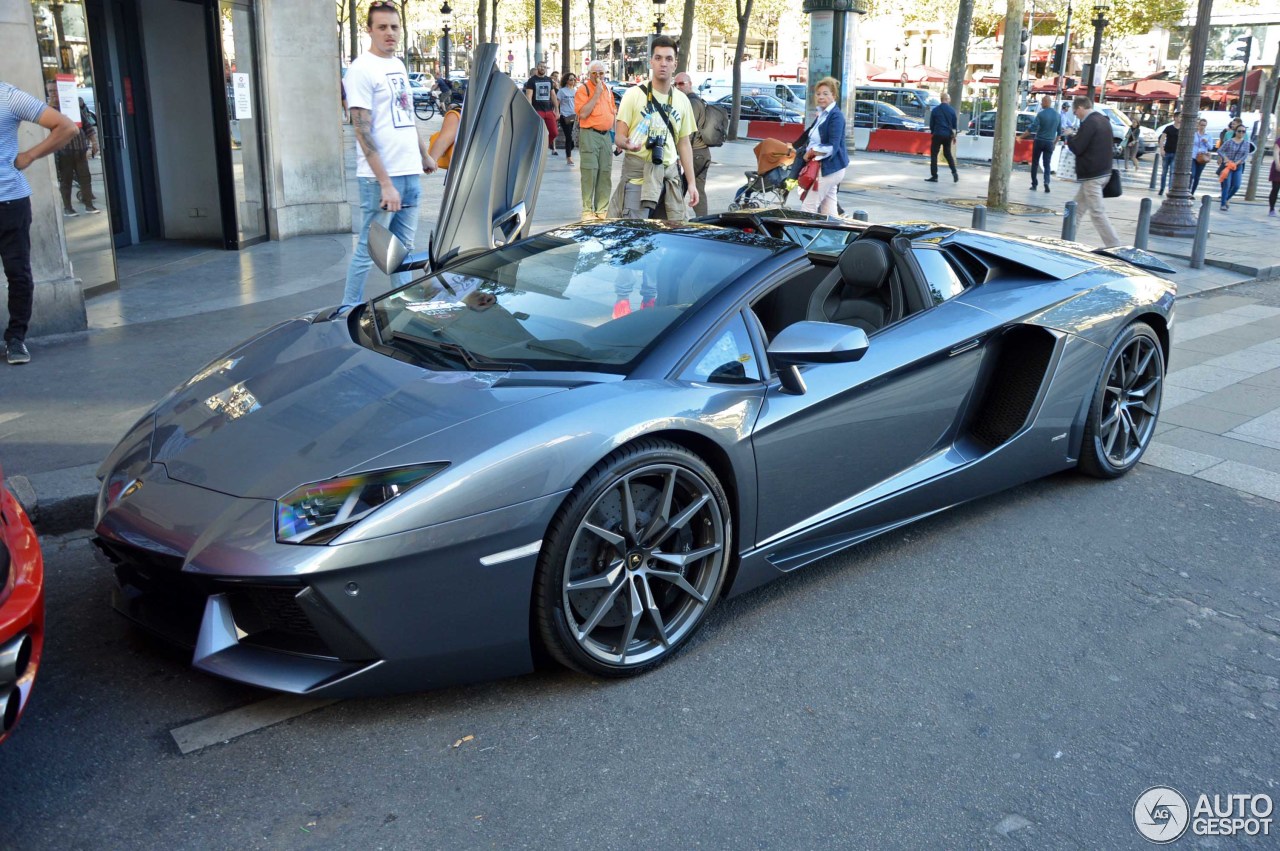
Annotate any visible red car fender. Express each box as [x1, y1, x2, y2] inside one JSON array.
[[0, 468, 45, 745]]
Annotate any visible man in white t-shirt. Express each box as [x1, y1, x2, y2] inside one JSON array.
[[342, 1, 437, 307]]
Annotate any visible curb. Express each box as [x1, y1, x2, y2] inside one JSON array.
[[15, 463, 100, 537]]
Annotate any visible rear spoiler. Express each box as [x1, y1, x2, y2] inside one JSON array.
[[1091, 246, 1177, 275]]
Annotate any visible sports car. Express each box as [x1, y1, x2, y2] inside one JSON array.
[[93, 47, 1176, 697], [1, 462, 45, 744]]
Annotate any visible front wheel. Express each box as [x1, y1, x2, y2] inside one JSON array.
[[534, 440, 732, 678], [414, 99, 435, 121], [1078, 321, 1164, 478]]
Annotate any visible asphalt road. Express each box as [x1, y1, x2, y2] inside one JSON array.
[[2, 463, 1276, 849]]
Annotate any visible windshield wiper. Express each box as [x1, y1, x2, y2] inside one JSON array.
[[389, 331, 529, 372]]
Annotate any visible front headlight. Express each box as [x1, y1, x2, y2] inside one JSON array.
[[275, 464, 448, 545]]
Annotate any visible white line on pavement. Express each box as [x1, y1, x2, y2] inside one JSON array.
[[170, 695, 341, 755]]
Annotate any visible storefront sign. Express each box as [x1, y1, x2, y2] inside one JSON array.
[[55, 74, 80, 125], [232, 73, 252, 119]]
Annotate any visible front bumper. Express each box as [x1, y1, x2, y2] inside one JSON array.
[[1, 479, 45, 744], [95, 464, 567, 697]]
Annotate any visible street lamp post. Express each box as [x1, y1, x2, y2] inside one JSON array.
[[1085, 0, 1108, 103], [441, 1, 452, 79], [652, 0, 666, 34]]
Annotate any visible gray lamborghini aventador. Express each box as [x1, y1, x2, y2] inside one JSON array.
[[93, 47, 1176, 697]]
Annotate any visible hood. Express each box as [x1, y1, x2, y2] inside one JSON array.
[[150, 317, 566, 499]]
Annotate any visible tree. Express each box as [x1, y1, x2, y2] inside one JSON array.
[[986, 0, 1025, 211], [562, 0, 571, 76], [677, 0, 695, 73], [729, 0, 753, 139], [478, 0, 488, 49]]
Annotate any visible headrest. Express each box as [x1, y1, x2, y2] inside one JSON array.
[[837, 239, 892, 296]]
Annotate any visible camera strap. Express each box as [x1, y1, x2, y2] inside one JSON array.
[[641, 84, 678, 142]]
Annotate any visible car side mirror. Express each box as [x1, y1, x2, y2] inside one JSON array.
[[369, 221, 408, 276], [767, 321, 870, 394]]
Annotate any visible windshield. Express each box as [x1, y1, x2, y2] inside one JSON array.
[[370, 228, 770, 373]]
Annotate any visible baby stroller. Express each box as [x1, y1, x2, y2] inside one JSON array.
[[729, 138, 797, 211]]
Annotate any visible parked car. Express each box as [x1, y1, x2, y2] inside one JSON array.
[[714, 93, 802, 123], [853, 100, 927, 131], [772, 83, 806, 106], [855, 85, 940, 121], [0, 462, 44, 745], [967, 109, 1038, 137], [93, 45, 1178, 698]]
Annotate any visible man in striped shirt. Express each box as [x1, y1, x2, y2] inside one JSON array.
[[2, 80, 76, 364]]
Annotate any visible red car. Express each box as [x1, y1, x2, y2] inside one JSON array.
[[1, 463, 44, 745]]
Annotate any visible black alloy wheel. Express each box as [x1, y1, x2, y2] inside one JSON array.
[[535, 440, 731, 677], [1079, 321, 1164, 478]]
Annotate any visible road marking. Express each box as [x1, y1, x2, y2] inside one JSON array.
[[170, 695, 340, 754], [0, 412, 22, 426]]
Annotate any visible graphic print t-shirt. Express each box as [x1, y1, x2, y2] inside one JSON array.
[[524, 75, 554, 112], [344, 52, 422, 178], [616, 85, 696, 169]]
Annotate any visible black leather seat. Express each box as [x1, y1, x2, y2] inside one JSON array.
[[805, 240, 894, 334]]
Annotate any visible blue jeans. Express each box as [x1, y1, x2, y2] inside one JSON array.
[[1031, 140, 1053, 187], [343, 174, 421, 306], [1159, 152, 1175, 193], [1190, 159, 1206, 193], [1220, 165, 1243, 206]]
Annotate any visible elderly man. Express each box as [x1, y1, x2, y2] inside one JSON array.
[[574, 60, 616, 219], [674, 72, 711, 216], [1065, 95, 1120, 247]]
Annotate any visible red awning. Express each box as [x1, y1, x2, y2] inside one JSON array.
[[1030, 48, 1051, 63], [868, 64, 949, 85]]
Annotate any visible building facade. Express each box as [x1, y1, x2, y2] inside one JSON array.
[[1, 0, 350, 339]]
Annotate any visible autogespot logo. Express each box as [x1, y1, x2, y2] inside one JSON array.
[[1134, 786, 1190, 844]]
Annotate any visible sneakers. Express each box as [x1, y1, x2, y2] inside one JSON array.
[[85, 204, 101, 214], [1044, 186, 1051, 193], [5, 340, 30, 365], [550, 149, 559, 156], [63, 208, 78, 217], [1220, 204, 1229, 211], [1030, 183, 1038, 190], [924, 176, 939, 183], [952, 173, 959, 183], [1270, 209, 1277, 217], [612, 299, 631, 319], [566, 158, 574, 165], [640, 297, 656, 310]]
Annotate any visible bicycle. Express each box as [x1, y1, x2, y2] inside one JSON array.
[[414, 92, 437, 122]]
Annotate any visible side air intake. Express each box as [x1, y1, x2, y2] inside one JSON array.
[[966, 326, 1058, 450]]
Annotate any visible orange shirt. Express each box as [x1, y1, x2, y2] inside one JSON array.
[[574, 82, 616, 132]]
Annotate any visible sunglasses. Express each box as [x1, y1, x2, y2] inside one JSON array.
[[369, 0, 397, 7]]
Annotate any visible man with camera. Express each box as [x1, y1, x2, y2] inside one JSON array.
[[609, 35, 699, 220]]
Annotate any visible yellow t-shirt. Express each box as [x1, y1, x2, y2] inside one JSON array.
[[616, 84, 696, 169]]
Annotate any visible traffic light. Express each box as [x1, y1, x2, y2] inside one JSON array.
[[1051, 42, 1066, 74], [1231, 35, 1253, 64], [1018, 28, 1030, 72]]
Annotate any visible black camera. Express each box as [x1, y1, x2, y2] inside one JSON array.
[[645, 135, 665, 165]]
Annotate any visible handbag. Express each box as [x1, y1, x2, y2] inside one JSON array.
[[1102, 167, 1122, 198], [1195, 151, 1211, 164], [797, 158, 821, 193]]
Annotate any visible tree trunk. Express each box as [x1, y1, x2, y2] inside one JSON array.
[[588, 0, 596, 61], [562, 0, 571, 76], [348, 0, 358, 62], [534, 0, 543, 65], [1150, 0, 1214, 236], [478, 0, 487, 50], [987, 0, 1025, 211], [727, 0, 753, 140], [947, 0, 974, 116], [491, 0, 499, 43], [677, 0, 695, 73]]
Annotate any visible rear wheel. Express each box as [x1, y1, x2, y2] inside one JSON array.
[[534, 440, 731, 677], [1078, 321, 1164, 478]]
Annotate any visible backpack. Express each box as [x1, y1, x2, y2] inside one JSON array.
[[699, 102, 730, 147]]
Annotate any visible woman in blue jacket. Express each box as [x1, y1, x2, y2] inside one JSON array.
[[800, 77, 850, 215]]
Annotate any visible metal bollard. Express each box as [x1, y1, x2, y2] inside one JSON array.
[[1190, 195, 1212, 269], [971, 204, 986, 230], [1149, 149, 1160, 190], [852, 209, 869, 221], [1061, 200, 1078, 241], [1134, 197, 1152, 249]]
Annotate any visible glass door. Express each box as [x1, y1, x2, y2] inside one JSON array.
[[30, 0, 118, 292], [216, 0, 268, 247]]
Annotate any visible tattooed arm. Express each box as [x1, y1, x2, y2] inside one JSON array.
[[350, 106, 401, 211]]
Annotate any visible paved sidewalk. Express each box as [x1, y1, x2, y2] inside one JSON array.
[[4, 120, 1279, 528]]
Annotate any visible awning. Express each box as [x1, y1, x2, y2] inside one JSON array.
[[867, 64, 949, 84]]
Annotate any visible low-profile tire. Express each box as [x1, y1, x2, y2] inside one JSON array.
[[534, 439, 732, 678], [1078, 320, 1164, 479]]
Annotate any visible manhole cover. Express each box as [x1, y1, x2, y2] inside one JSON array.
[[940, 197, 1056, 216]]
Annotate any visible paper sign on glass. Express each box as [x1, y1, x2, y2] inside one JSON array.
[[56, 74, 81, 125], [232, 73, 252, 119]]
